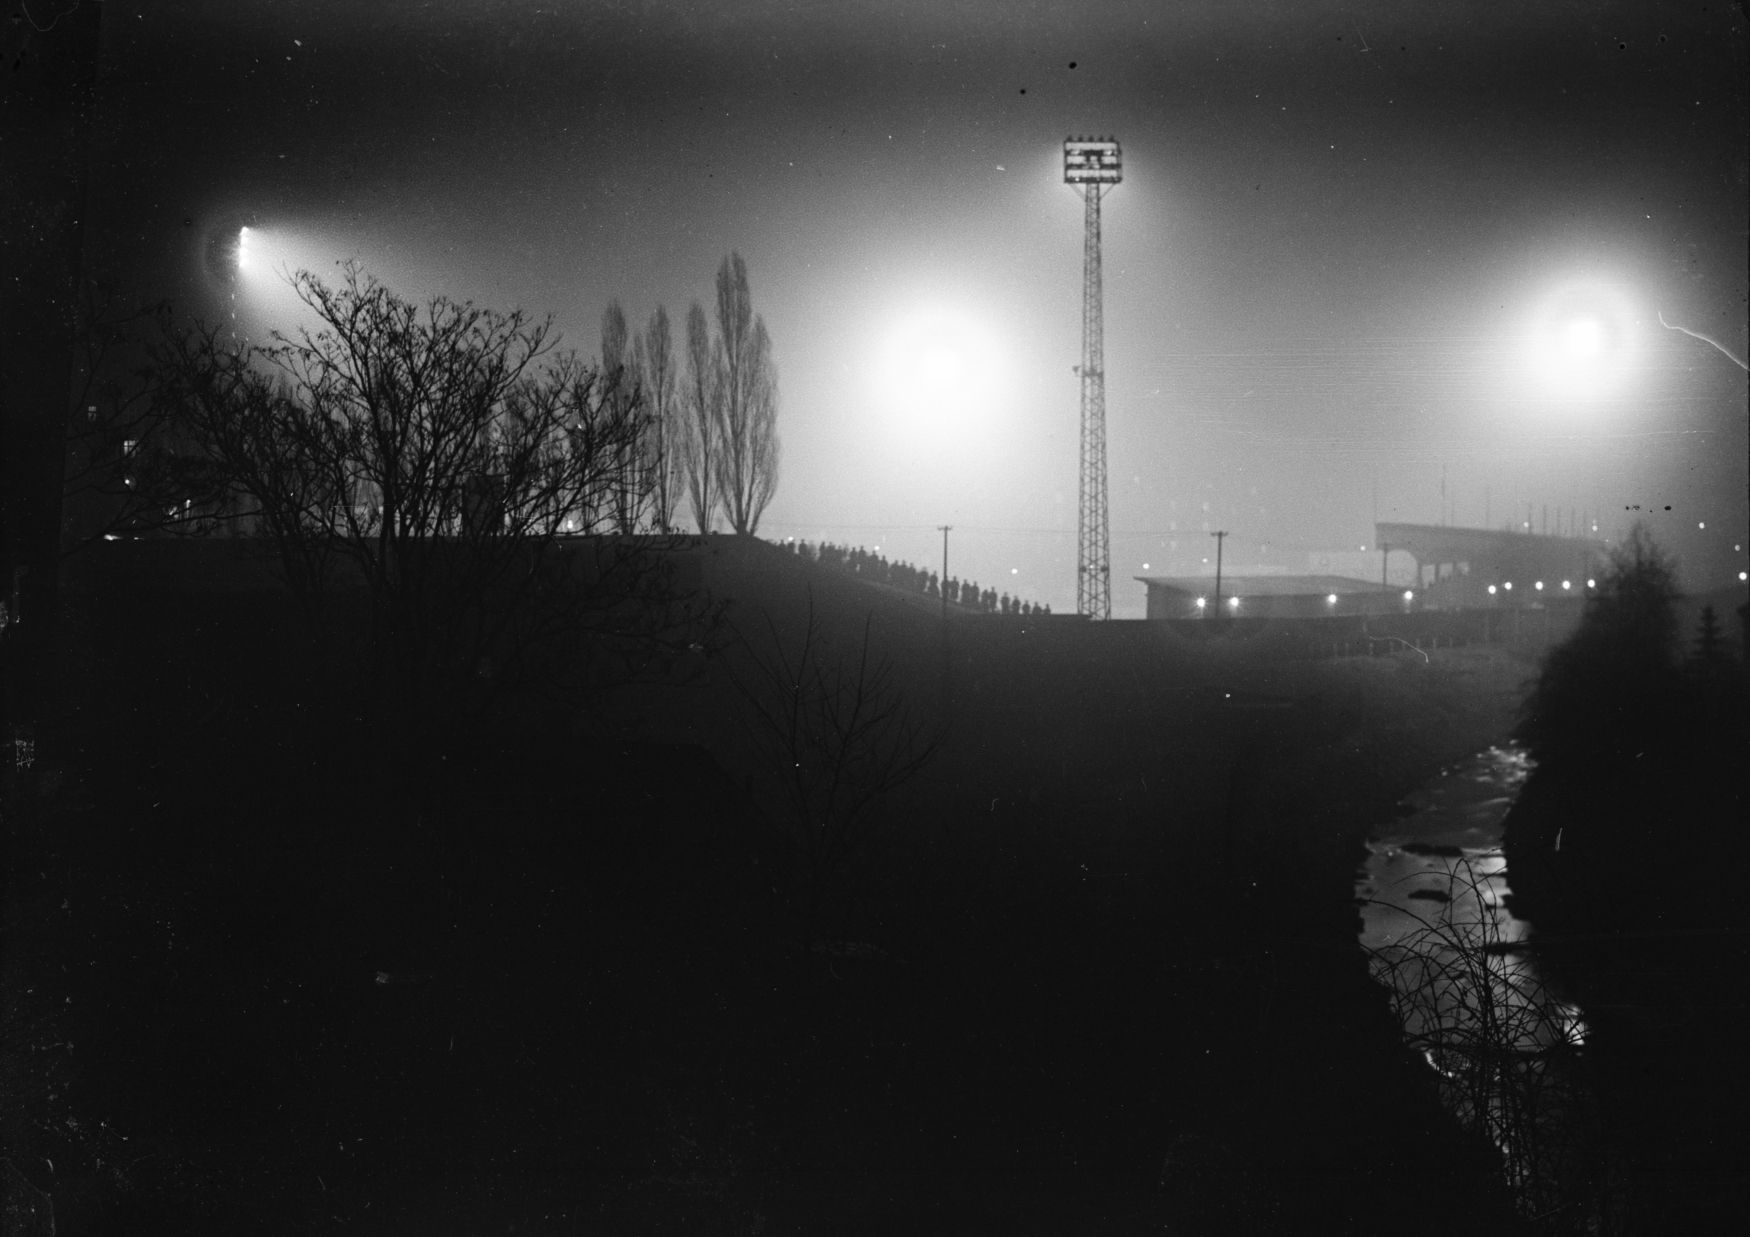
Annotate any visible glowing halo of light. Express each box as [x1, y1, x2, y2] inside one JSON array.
[[1521, 277, 1642, 403], [868, 300, 1010, 454]]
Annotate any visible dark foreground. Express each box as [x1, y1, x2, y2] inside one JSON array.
[[5, 546, 1540, 1234]]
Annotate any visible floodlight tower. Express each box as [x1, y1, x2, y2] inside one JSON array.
[[1064, 136, 1120, 619]]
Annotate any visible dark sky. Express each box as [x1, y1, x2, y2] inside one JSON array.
[[89, 0, 1749, 611]]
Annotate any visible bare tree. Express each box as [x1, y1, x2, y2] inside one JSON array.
[[729, 592, 938, 920], [600, 300, 628, 375], [681, 300, 719, 533], [710, 253, 780, 535], [153, 263, 701, 724], [639, 306, 681, 532], [599, 300, 643, 533]]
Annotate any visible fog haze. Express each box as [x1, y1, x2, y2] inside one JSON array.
[[92, 0, 1749, 612]]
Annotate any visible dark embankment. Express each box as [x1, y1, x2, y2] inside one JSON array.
[[1502, 582, 1750, 1232], [9, 535, 1539, 1233]]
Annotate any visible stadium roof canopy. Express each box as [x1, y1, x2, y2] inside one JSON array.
[[1374, 522, 1606, 566], [1135, 574, 1395, 597]]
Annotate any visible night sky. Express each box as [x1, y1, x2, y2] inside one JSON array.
[[89, 0, 1748, 614]]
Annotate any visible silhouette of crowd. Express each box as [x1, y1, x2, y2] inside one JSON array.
[[782, 539, 1050, 617]]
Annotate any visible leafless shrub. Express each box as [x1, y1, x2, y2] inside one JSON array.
[[728, 592, 938, 922], [1363, 856, 1617, 1232]]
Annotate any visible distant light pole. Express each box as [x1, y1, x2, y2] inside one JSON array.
[[938, 524, 952, 621], [1211, 530, 1227, 619]]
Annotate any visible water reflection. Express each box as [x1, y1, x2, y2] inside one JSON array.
[[1357, 745, 1595, 1225]]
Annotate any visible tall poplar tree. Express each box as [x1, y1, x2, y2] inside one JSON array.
[[710, 252, 780, 535]]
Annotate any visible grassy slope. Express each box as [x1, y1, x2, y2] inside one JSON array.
[[14, 536, 1540, 1234]]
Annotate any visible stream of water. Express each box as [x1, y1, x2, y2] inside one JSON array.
[[1356, 744, 1595, 1223]]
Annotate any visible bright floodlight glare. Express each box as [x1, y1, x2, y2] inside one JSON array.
[[1403, 590, 1414, 602], [1326, 593, 1338, 604], [871, 302, 1007, 445], [237, 226, 253, 272], [1523, 279, 1640, 402], [919, 340, 964, 389], [1559, 317, 1605, 360]]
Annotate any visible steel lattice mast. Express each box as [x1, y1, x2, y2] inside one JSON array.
[[1064, 136, 1121, 619]]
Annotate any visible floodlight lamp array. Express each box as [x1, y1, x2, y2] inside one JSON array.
[[1064, 136, 1122, 184]]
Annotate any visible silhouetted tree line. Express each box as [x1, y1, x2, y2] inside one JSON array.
[[782, 539, 1050, 615], [1516, 522, 1745, 779], [133, 263, 710, 732], [599, 251, 780, 536], [1505, 521, 1749, 1233]]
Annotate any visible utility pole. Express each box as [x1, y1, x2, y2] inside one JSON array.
[[1211, 530, 1227, 618], [1064, 136, 1121, 620], [937, 524, 951, 621]]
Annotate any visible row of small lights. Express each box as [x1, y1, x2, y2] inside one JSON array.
[[1193, 589, 1419, 612], [1189, 579, 1616, 612], [1487, 579, 1596, 596]]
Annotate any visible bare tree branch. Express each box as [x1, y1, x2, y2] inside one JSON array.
[[146, 263, 712, 729], [727, 590, 938, 916]]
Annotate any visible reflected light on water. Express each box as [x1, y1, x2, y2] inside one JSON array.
[[1358, 744, 1592, 1220]]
